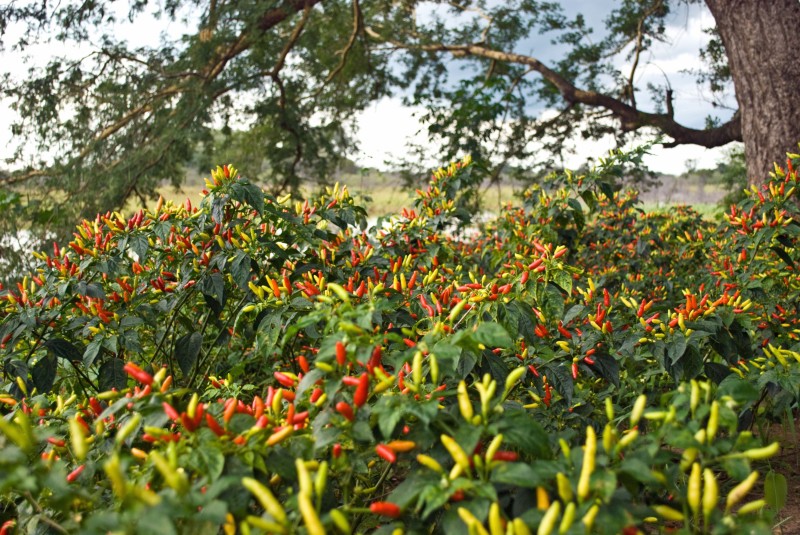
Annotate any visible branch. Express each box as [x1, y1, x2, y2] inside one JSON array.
[[2, 0, 326, 190], [308, 0, 362, 99], [365, 28, 742, 149], [626, 0, 665, 110], [268, 4, 314, 187]]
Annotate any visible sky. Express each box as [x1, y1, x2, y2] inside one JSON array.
[[354, 1, 738, 174], [0, 1, 738, 177]]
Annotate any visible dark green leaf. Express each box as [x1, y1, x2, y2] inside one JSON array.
[[31, 355, 57, 394], [45, 338, 83, 363], [174, 332, 202, 376], [98, 359, 127, 392]]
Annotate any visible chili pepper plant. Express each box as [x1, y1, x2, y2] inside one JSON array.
[[1, 146, 799, 534]]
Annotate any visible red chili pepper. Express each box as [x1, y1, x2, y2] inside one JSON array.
[[335, 341, 347, 366], [66, 465, 85, 483], [520, 271, 529, 285], [528, 258, 543, 270], [492, 451, 519, 462], [181, 413, 198, 432], [370, 501, 401, 518], [572, 362, 579, 380], [274, 372, 295, 388], [336, 401, 355, 422], [47, 437, 66, 447], [368, 345, 383, 370], [375, 444, 397, 463], [283, 275, 292, 295], [353, 373, 369, 408], [206, 413, 226, 436], [88, 397, 103, 416], [557, 322, 572, 339], [162, 402, 180, 421], [356, 280, 367, 298], [603, 288, 610, 308], [223, 399, 237, 424], [123, 362, 153, 385], [297, 355, 310, 374], [310, 388, 323, 403], [333, 443, 342, 458], [0, 519, 16, 535], [342, 376, 361, 387], [292, 411, 309, 425], [583, 356, 595, 366]]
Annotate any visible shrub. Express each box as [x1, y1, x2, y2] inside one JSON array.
[[1, 148, 799, 534]]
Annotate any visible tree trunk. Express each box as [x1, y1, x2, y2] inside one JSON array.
[[705, 0, 800, 183]]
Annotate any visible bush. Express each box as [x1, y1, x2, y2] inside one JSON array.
[[1, 148, 799, 534]]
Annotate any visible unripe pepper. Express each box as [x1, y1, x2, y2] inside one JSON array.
[[441, 434, 471, 475], [538, 501, 561, 535], [688, 462, 701, 519], [702, 468, 718, 522], [726, 471, 759, 511], [556, 473, 573, 502], [242, 477, 286, 524], [706, 400, 719, 440], [577, 426, 596, 501], [298, 493, 325, 535], [457, 380, 473, 421], [69, 415, 89, 461]]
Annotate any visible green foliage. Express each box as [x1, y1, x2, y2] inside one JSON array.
[[1, 147, 799, 533], [1, 0, 746, 249]]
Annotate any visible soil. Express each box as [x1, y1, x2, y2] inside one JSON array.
[[768, 420, 800, 534]]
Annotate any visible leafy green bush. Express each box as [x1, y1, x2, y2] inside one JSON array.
[[1, 148, 799, 534]]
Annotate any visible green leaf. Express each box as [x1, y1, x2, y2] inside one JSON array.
[[704, 362, 731, 384], [491, 462, 559, 488], [83, 337, 103, 367], [175, 332, 203, 376], [230, 250, 252, 290], [586, 353, 620, 388], [31, 355, 57, 394], [716, 375, 760, 404], [668, 332, 688, 364], [474, 323, 513, 348], [128, 234, 149, 262], [552, 270, 573, 296], [770, 245, 794, 269], [45, 338, 83, 363], [497, 408, 551, 458], [231, 180, 264, 214], [195, 442, 226, 481], [98, 358, 127, 392], [546, 363, 574, 405], [765, 471, 787, 510], [542, 283, 565, 320]]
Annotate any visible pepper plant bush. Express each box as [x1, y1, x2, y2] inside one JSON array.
[[1, 146, 799, 534]]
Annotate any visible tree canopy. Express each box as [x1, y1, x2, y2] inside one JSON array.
[[1, 1, 798, 237]]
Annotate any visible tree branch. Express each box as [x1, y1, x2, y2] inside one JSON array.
[[308, 0, 362, 99], [365, 28, 742, 149], [2, 0, 325, 190]]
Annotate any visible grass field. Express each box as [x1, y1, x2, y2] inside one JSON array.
[[133, 169, 729, 222]]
